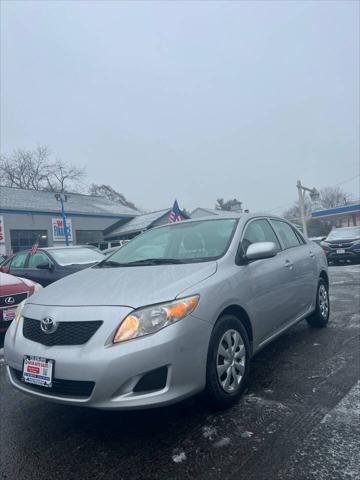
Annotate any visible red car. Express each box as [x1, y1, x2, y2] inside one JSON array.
[[0, 272, 42, 333]]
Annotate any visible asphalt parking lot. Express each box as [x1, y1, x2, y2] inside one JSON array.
[[0, 265, 359, 480]]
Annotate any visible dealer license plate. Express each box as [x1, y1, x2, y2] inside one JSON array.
[[336, 249, 346, 254], [23, 355, 54, 388], [3, 308, 16, 322]]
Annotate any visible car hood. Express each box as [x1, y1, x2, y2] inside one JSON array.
[[28, 262, 217, 307], [327, 238, 359, 244]]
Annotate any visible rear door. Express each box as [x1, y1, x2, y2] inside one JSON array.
[[270, 219, 318, 318], [240, 218, 296, 342], [8, 251, 29, 279]]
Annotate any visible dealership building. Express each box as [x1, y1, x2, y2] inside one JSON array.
[[311, 202, 360, 228], [0, 186, 138, 254]]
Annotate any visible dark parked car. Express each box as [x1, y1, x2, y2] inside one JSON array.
[[320, 226, 360, 264], [0, 247, 105, 286]]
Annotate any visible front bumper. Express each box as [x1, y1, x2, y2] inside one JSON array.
[[4, 303, 211, 409], [326, 250, 360, 262]]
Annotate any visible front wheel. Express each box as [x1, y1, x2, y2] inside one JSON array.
[[306, 279, 330, 328], [205, 314, 250, 409]]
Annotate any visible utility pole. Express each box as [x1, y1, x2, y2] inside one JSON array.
[[55, 193, 70, 246], [296, 180, 320, 238]]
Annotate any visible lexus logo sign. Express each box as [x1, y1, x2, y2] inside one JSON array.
[[4, 297, 15, 305]]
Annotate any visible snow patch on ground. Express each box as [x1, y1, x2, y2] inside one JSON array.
[[172, 450, 187, 463], [278, 381, 360, 480], [244, 394, 291, 412], [240, 431, 254, 439], [213, 437, 231, 448], [202, 425, 217, 439], [329, 313, 360, 329]]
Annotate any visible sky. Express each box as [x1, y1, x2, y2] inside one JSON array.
[[1, 0, 359, 213]]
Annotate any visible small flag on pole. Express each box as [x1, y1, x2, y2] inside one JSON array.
[[30, 242, 38, 255], [169, 200, 184, 223]]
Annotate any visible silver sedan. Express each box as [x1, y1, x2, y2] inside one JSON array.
[[4, 214, 329, 410]]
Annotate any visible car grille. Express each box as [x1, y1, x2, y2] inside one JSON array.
[[22, 317, 103, 346], [11, 368, 95, 398], [328, 242, 353, 249], [0, 291, 28, 308]]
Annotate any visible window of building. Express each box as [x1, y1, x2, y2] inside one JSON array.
[[10, 230, 48, 253], [271, 220, 301, 249], [76, 230, 103, 245]]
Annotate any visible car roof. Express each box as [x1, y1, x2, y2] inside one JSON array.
[[152, 212, 286, 226]]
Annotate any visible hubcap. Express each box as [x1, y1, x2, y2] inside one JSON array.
[[216, 329, 246, 393], [319, 284, 329, 319]]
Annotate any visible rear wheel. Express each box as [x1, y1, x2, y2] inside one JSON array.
[[307, 279, 330, 328], [205, 314, 250, 409]]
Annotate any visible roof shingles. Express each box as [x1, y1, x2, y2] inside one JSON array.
[[105, 209, 170, 237], [0, 186, 137, 217]]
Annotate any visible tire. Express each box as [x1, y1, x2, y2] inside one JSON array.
[[205, 314, 250, 410], [306, 278, 330, 328]]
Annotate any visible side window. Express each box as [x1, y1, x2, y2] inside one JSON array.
[[242, 219, 281, 253], [10, 252, 28, 268], [28, 252, 50, 268], [271, 220, 301, 249]]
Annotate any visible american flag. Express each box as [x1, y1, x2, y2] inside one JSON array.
[[30, 242, 38, 255], [169, 200, 184, 223]]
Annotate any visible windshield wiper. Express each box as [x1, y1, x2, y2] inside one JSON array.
[[96, 260, 124, 268], [120, 258, 185, 266], [96, 258, 185, 268]]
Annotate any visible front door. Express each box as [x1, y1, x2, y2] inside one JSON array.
[[240, 218, 297, 343], [25, 251, 54, 286]]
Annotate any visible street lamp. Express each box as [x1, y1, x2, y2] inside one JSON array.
[[55, 193, 70, 246], [296, 180, 320, 238]]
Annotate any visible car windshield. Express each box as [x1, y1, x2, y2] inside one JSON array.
[[326, 227, 360, 240], [98, 218, 238, 266], [50, 247, 105, 266]]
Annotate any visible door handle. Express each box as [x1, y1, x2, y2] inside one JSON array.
[[309, 251, 315, 259], [284, 259, 294, 270]]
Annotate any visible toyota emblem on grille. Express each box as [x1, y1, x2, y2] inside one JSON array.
[[40, 317, 58, 334], [4, 297, 15, 305]]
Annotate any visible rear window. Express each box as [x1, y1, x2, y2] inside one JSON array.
[[50, 248, 104, 266], [271, 220, 301, 249]]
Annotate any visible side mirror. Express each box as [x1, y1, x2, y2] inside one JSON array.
[[246, 242, 278, 261], [37, 261, 52, 270]]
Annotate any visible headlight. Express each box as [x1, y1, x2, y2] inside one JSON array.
[[33, 283, 43, 293], [113, 295, 200, 344], [15, 300, 26, 324]]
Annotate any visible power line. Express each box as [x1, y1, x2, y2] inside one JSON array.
[[333, 173, 360, 188]]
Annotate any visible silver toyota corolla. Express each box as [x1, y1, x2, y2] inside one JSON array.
[[4, 214, 329, 410]]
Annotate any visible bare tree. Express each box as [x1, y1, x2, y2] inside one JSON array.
[[215, 198, 243, 211], [45, 160, 86, 193], [319, 186, 353, 209], [283, 198, 313, 223], [0, 146, 86, 193], [283, 185, 353, 223], [89, 184, 138, 210]]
